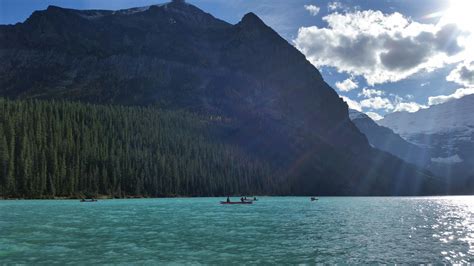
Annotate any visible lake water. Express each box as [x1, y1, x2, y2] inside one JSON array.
[[1, 197, 473, 264]]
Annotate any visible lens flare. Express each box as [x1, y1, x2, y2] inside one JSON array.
[[440, 0, 474, 30]]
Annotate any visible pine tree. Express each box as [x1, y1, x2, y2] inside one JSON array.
[[0, 98, 276, 198], [0, 127, 9, 196]]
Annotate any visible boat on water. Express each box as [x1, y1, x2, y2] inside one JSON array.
[[220, 201, 252, 205], [221, 196, 255, 204], [80, 198, 97, 202], [310, 197, 318, 201]]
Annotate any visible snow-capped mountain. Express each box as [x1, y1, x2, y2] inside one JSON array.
[[379, 95, 474, 139], [379, 94, 474, 192]]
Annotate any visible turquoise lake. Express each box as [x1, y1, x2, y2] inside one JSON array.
[[1, 197, 473, 264]]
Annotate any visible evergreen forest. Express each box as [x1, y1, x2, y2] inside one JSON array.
[[0, 98, 276, 198]]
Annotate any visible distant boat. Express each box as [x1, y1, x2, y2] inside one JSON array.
[[80, 198, 97, 202], [310, 197, 318, 201], [220, 201, 252, 205]]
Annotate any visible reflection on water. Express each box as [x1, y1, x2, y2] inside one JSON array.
[[427, 197, 474, 262], [0, 197, 473, 264]]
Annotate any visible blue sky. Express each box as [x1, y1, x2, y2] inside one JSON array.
[[1, 0, 473, 120]]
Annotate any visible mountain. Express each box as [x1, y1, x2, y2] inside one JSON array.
[[0, 0, 444, 196], [0, 1, 361, 151], [379, 95, 474, 193], [349, 109, 430, 167]]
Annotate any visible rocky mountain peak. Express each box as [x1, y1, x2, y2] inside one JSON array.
[[241, 12, 263, 25], [238, 12, 272, 33]]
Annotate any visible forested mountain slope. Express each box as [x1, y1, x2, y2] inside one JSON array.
[[0, 99, 443, 198], [0, 98, 276, 198]]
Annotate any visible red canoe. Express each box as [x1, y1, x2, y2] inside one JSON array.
[[220, 201, 253, 205]]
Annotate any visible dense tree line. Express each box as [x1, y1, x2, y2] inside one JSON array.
[[0, 98, 276, 198]]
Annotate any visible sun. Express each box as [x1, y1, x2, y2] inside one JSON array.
[[441, 0, 474, 30]]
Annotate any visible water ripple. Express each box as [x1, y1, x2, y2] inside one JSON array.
[[0, 197, 473, 264]]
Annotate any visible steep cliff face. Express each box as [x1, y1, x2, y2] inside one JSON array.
[[0, 1, 443, 195]]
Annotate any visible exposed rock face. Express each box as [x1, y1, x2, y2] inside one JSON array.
[[0, 1, 443, 195]]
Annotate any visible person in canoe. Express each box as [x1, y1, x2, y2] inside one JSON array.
[[226, 196, 230, 203], [240, 196, 244, 202]]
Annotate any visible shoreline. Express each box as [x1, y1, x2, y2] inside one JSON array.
[[0, 194, 267, 200], [1, 194, 472, 200]]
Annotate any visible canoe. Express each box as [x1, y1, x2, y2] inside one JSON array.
[[220, 201, 252, 205]]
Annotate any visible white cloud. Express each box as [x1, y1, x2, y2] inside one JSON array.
[[335, 78, 358, 92], [431, 154, 463, 164], [447, 61, 474, 87], [358, 88, 384, 98], [343, 92, 425, 116], [341, 96, 362, 111], [390, 95, 427, 112], [360, 96, 394, 111], [328, 1, 343, 12], [294, 10, 467, 85], [428, 87, 474, 105], [365, 111, 383, 121], [393, 101, 426, 112], [304, 4, 320, 16]]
